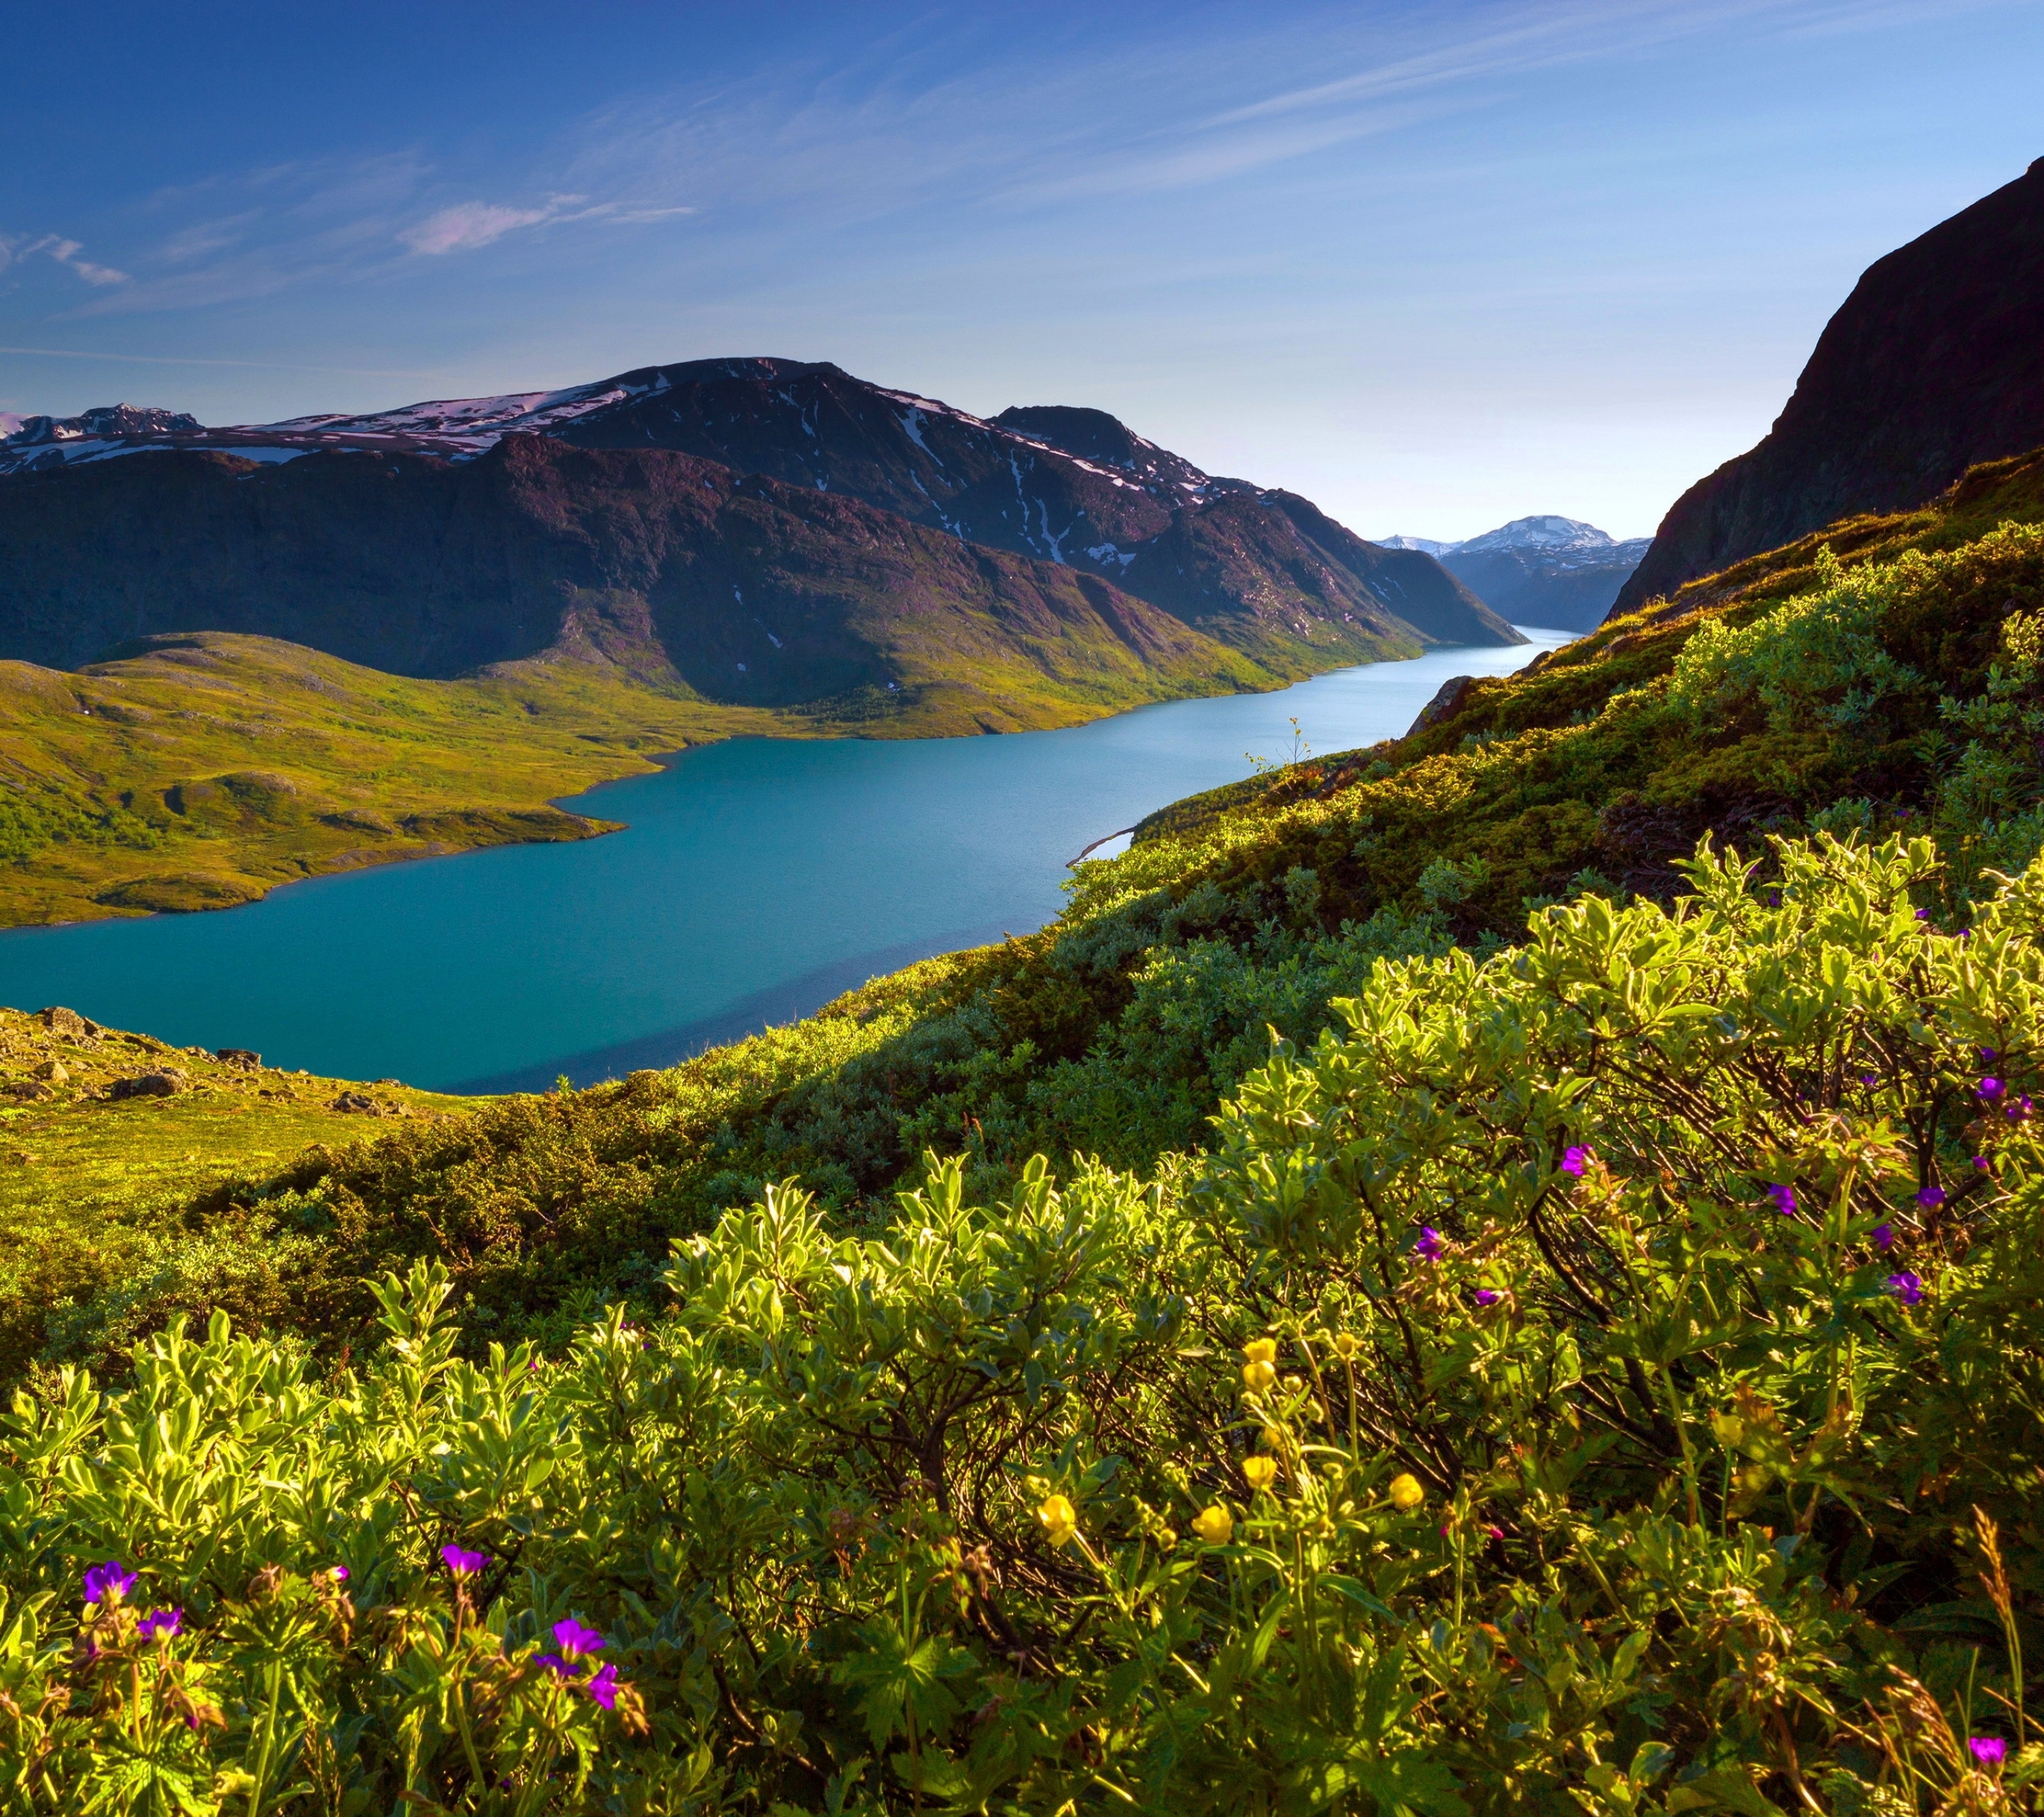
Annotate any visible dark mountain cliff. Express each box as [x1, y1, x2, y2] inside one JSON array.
[[1615, 158, 2044, 615], [0, 437, 1270, 718]]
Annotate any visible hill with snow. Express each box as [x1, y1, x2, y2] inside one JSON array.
[[1380, 516, 1650, 632]]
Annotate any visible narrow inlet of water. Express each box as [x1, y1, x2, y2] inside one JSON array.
[[0, 630, 1571, 1089]]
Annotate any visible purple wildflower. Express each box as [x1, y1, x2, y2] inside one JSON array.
[[2009, 1094, 2034, 1121], [1768, 1184, 1797, 1217], [440, 1544, 490, 1578], [1982, 1047, 1998, 1063], [1474, 1289, 1502, 1307], [587, 1663, 621, 1709], [1886, 1270, 1924, 1307], [1978, 1076, 2004, 1101], [1413, 1227, 1446, 1260], [82, 1561, 136, 1608], [1916, 1186, 1946, 1209], [330, 1566, 349, 1582], [551, 1617, 606, 1661], [1970, 1737, 2007, 1768], [1561, 1146, 1589, 1176], [1915, 907, 1930, 921], [136, 1608, 182, 1642], [534, 1652, 570, 1677], [1769, 892, 1781, 907], [1871, 1223, 1894, 1251], [1861, 1073, 1879, 1086], [1974, 1154, 1991, 1171]]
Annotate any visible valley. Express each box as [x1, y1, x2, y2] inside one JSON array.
[[5, 64, 2044, 1804]]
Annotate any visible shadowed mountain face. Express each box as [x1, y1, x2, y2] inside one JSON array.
[[1615, 158, 2044, 615], [548, 359, 1521, 659], [0, 358, 1520, 697], [0, 437, 1285, 719]]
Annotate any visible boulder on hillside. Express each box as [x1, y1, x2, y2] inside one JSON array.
[[108, 1070, 187, 1099]]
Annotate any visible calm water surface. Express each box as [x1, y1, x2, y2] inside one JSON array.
[[0, 630, 1570, 1089]]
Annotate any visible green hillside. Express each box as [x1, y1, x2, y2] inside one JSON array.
[[0, 605, 1270, 928], [6, 451, 2044, 1809]]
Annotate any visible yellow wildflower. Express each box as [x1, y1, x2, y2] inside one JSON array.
[[1333, 1333, 1360, 1360], [1710, 1410, 1744, 1448], [1190, 1504, 1234, 1546], [1388, 1473, 1425, 1512], [1036, 1493, 1078, 1548], [1260, 1424, 1287, 1451], [1243, 1337, 1278, 1366], [1243, 1456, 1278, 1492], [1241, 1359, 1278, 1393]]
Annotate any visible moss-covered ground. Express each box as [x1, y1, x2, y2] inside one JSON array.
[[0, 1004, 488, 1376]]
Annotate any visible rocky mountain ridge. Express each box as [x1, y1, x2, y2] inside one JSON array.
[[0, 358, 1520, 693]]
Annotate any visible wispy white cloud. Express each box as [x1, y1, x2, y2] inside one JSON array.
[[0, 231, 131, 286], [401, 196, 581, 255], [397, 194, 694, 255]]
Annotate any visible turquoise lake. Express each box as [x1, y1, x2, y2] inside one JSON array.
[[0, 630, 1569, 1090]]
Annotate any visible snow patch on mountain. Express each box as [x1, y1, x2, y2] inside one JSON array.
[[1380, 517, 1649, 569]]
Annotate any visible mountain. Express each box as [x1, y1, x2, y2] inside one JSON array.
[[1380, 516, 1649, 631], [1614, 157, 2044, 615], [0, 437, 1283, 723], [0, 359, 1520, 694]]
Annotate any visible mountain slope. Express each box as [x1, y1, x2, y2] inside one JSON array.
[[1, 358, 1522, 683], [1615, 157, 2044, 614], [0, 435, 1275, 719], [541, 358, 1523, 662]]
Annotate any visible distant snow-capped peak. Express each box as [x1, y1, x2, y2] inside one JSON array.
[[1380, 516, 1649, 557]]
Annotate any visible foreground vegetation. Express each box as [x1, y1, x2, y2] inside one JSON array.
[[7, 833, 2044, 1811], [5, 451, 2044, 1807]]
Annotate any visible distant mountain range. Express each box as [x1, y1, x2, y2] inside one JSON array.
[[1616, 156, 2044, 615], [1380, 517, 1650, 632], [0, 360, 1520, 711]]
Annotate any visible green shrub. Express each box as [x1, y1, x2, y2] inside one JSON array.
[[7, 833, 2043, 1811]]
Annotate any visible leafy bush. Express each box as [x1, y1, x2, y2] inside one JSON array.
[[7, 833, 2043, 1811]]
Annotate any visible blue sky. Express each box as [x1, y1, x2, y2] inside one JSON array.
[[4, 1, 2038, 540]]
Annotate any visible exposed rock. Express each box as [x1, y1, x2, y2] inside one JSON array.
[[31, 1059, 66, 1083], [108, 1070, 188, 1099], [1407, 676, 1477, 737], [1615, 159, 2044, 615], [4, 1080, 52, 1102], [37, 1006, 98, 1041], [329, 1090, 380, 1113], [215, 1048, 261, 1069]]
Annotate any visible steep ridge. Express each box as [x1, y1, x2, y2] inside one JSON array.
[[0, 437, 1268, 715], [1384, 517, 1649, 631], [0, 358, 1521, 684], [1615, 157, 2044, 614]]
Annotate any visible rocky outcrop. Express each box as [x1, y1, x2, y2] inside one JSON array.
[[1615, 159, 2044, 615]]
